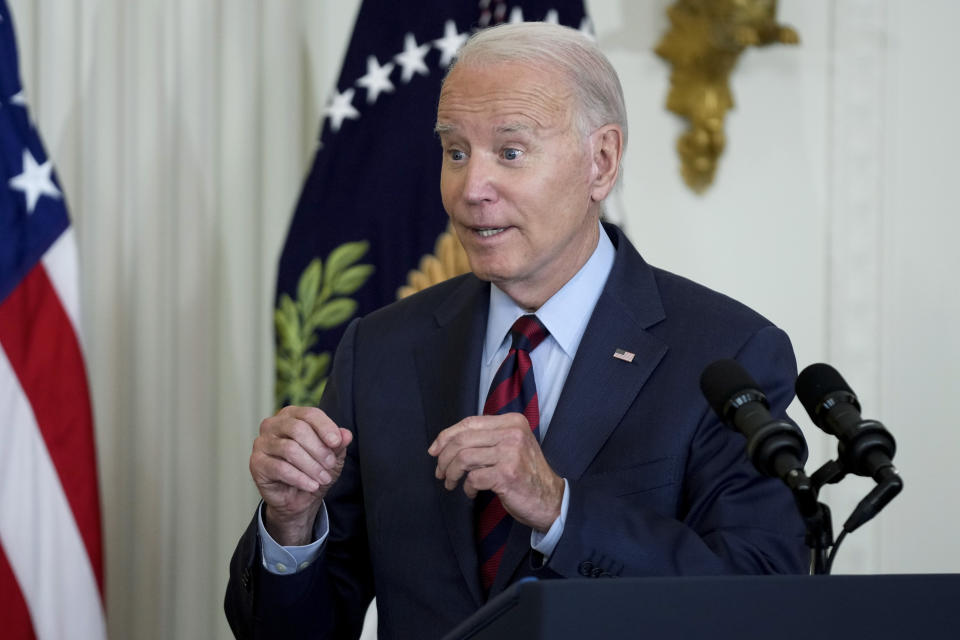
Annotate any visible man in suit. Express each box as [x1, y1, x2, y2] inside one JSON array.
[[225, 21, 807, 639]]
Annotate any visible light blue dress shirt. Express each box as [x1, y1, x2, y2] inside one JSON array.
[[259, 222, 615, 575]]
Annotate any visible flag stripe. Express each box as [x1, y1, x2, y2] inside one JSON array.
[[0, 543, 37, 640], [40, 228, 83, 339], [0, 341, 106, 640], [0, 263, 103, 592]]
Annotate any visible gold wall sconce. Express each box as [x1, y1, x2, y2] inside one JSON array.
[[655, 0, 799, 193]]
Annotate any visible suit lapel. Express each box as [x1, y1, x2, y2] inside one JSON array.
[[540, 299, 667, 479], [491, 225, 669, 593], [414, 275, 489, 607]]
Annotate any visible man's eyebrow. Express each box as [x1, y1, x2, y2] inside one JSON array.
[[434, 122, 536, 136], [496, 122, 534, 134]]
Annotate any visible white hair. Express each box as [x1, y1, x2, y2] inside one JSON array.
[[447, 21, 628, 152]]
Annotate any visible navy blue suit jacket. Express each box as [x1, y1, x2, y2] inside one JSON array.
[[225, 224, 807, 639]]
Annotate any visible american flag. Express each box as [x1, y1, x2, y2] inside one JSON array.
[[0, 2, 106, 638]]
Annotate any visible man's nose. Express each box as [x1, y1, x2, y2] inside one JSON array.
[[462, 155, 497, 204]]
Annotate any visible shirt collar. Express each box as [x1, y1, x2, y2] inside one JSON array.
[[484, 221, 616, 364]]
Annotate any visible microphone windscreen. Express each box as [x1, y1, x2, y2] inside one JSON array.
[[699, 359, 761, 416], [795, 363, 853, 418]]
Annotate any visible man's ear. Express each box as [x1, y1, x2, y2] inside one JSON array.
[[589, 124, 624, 203]]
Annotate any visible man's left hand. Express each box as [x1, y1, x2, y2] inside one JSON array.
[[428, 413, 564, 532]]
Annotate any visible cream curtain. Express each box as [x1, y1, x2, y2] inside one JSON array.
[[8, 1, 361, 637]]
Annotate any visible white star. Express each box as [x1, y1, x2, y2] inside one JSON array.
[[8, 148, 61, 214], [323, 88, 360, 133], [509, 7, 525, 24], [356, 55, 395, 105], [579, 17, 596, 40], [10, 90, 27, 106], [394, 33, 430, 83], [544, 10, 559, 24], [433, 20, 467, 68]]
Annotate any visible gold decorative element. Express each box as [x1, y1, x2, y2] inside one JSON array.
[[655, 0, 799, 193], [397, 223, 472, 299]]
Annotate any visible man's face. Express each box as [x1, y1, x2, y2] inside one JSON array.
[[436, 61, 601, 310]]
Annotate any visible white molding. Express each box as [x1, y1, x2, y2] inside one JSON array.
[[824, 0, 888, 573]]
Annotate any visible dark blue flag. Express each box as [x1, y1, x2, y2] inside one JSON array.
[[274, 0, 590, 409]]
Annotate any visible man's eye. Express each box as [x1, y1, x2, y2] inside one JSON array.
[[448, 149, 466, 162], [501, 148, 523, 161]]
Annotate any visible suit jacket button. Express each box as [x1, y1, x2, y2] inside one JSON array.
[[578, 561, 594, 577]]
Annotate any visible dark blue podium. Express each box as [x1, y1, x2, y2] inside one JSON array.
[[443, 574, 960, 639]]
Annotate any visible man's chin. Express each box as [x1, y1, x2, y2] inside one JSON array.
[[463, 260, 514, 285]]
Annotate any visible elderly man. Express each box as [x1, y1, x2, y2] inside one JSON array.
[[225, 21, 807, 640]]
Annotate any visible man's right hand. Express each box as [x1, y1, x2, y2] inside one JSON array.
[[250, 406, 353, 546]]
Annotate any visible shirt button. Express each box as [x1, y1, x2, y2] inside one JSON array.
[[299, 561, 310, 570], [275, 563, 287, 573]]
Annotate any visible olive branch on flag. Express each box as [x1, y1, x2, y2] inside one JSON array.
[[274, 241, 374, 409]]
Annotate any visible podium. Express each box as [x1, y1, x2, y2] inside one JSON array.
[[443, 574, 960, 639]]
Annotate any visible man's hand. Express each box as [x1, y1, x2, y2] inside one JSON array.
[[250, 406, 353, 546], [428, 413, 564, 532]]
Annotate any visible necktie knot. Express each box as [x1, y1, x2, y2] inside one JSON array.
[[509, 314, 549, 353]]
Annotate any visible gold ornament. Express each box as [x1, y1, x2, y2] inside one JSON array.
[[656, 0, 798, 193], [398, 223, 472, 299]]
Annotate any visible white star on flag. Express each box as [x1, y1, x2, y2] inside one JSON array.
[[433, 20, 467, 68], [8, 148, 61, 214], [10, 89, 27, 105], [579, 17, 596, 40], [356, 55, 395, 104], [323, 88, 360, 132], [394, 33, 430, 83]]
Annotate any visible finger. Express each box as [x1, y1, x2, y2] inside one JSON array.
[[279, 406, 344, 449], [428, 413, 526, 456], [258, 433, 333, 485], [428, 416, 482, 457], [462, 466, 498, 499], [434, 428, 504, 478], [438, 445, 503, 490], [266, 409, 348, 469], [251, 449, 322, 494], [335, 427, 354, 455], [323, 428, 355, 469]]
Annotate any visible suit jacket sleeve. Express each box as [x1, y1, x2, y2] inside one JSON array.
[[544, 324, 808, 579], [224, 319, 373, 639]]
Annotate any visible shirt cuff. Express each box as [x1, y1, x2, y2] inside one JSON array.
[[257, 501, 329, 575], [530, 478, 569, 559]]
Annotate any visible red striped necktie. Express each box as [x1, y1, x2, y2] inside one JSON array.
[[475, 314, 549, 594]]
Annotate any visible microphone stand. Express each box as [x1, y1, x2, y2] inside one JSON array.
[[800, 457, 902, 574], [782, 466, 833, 575]]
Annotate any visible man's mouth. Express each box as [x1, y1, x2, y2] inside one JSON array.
[[475, 227, 507, 238]]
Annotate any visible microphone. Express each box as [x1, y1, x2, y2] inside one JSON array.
[[795, 363, 897, 482], [795, 363, 902, 532], [699, 359, 809, 483]]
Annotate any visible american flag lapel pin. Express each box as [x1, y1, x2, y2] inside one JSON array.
[[613, 348, 635, 363]]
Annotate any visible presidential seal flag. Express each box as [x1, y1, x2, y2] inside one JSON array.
[[0, 3, 107, 638], [275, 0, 590, 409]]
